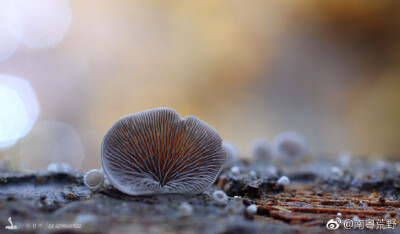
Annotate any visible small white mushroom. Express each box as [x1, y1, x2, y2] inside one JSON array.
[[246, 204, 258, 216], [222, 140, 239, 166], [47, 163, 59, 172], [330, 166, 343, 177], [84, 169, 105, 193], [59, 162, 72, 172], [394, 162, 400, 173], [250, 138, 272, 163], [265, 166, 278, 176], [277, 176, 290, 186], [47, 162, 72, 173], [273, 131, 307, 162], [249, 170, 257, 177], [0, 157, 13, 172], [213, 190, 229, 205], [230, 166, 240, 178], [178, 202, 193, 217], [338, 150, 352, 167]]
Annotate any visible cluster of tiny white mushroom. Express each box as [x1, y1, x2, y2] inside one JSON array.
[[246, 131, 308, 164]]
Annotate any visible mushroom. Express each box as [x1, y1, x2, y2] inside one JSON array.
[[0, 157, 13, 172], [222, 140, 239, 167], [213, 190, 228, 205], [178, 202, 193, 217], [246, 204, 258, 216], [47, 162, 72, 173], [250, 138, 272, 163], [101, 108, 226, 195], [272, 131, 307, 162], [277, 175, 290, 186], [338, 150, 352, 167], [230, 166, 240, 179], [84, 169, 105, 193]]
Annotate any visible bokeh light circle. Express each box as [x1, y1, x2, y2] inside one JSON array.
[[0, 0, 19, 61], [19, 121, 85, 171], [0, 75, 40, 149], [7, 0, 73, 48]]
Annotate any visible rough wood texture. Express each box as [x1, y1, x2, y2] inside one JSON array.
[[0, 157, 399, 233]]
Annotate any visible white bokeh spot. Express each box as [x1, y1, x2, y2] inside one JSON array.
[[0, 75, 40, 149], [0, 0, 19, 61], [7, 0, 73, 48]]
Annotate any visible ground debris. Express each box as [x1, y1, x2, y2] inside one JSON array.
[[0, 158, 399, 233]]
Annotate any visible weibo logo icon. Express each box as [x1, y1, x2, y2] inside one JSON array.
[[326, 217, 341, 230]]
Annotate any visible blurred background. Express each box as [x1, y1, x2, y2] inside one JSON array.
[[0, 0, 399, 171]]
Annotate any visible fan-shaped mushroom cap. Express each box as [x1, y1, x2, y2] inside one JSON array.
[[101, 108, 226, 195]]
